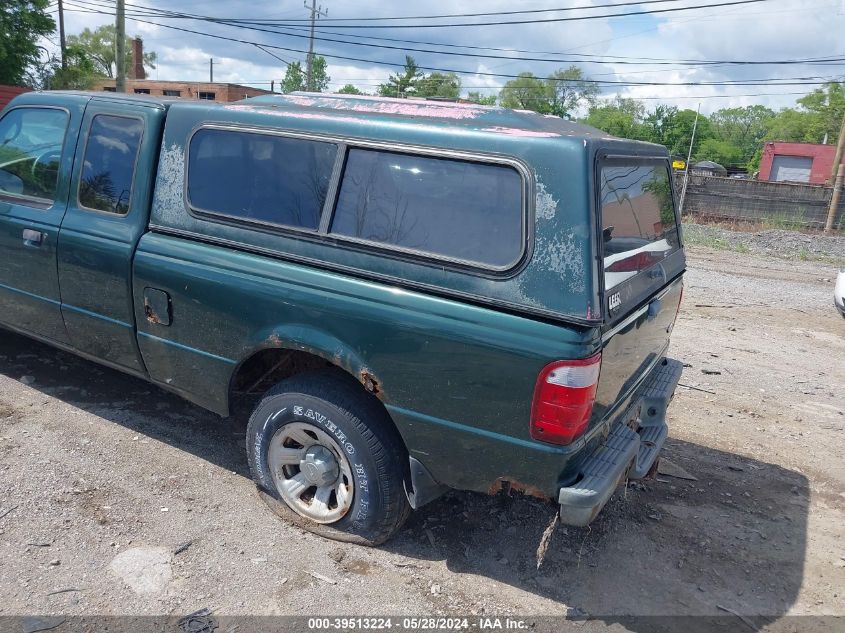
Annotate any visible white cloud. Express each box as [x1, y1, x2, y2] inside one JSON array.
[[44, 0, 842, 111]]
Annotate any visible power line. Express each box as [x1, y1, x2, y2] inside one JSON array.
[[253, 44, 291, 67], [68, 0, 845, 71], [196, 0, 739, 23], [62, 2, 843, 88], [70, 0, 840, 68], [88, 0, 781, 29]]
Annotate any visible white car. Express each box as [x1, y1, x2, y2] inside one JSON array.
[[836, 269, 845, 318]]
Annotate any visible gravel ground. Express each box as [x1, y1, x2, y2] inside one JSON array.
[[683, 223, 845, 263], [0, 244, 843, 633]]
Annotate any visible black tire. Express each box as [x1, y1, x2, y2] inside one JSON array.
[[246, 369, 411, 546]]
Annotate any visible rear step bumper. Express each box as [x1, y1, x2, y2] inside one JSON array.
[[557, 357, 683, 527]]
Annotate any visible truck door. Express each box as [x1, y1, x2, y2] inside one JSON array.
[[0, 98, 85, 343], [57, 100, 163, 374]]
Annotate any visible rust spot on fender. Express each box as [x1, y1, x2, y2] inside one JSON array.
[[265, 334, 283, 346], [359, 369, 382, 399], [488, 477, 549, 500]]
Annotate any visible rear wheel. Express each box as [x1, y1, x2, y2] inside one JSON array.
[[246, 370, 411, 545]]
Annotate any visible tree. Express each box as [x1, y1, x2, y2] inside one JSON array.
[[546, 66, 598, 118], [0, 0, 55, 86], [466, 91, 497, 106], [499, 72, 549, 112], [378, 56, 423, 98], [764, 108, 816, 143], [584, 97, 647, 139], [66, 25, 156, 79], [796, 81, 845, 144], [500, 66, 596, 116], [709, 105, 774, 163], [280, 62, 305, 93], [280, 56, 330, 93], [337, 83, 362, 95], [306, 56, 330, 92], [695, 138, 744, 167], [643, 105, 711, 156], [51, 44, 103, 89], [414, 72, 461, 99]]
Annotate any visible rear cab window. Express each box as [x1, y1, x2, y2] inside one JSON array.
[[599, 158, 680, 296], [79, 114, 144, 214]]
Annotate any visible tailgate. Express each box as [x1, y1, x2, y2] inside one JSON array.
[[592, 278, 683, 423], [590, 156, 685, 425]]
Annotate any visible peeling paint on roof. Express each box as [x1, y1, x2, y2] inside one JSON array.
[[249, 93, 489, 120], [482, 126, 561, 138], [223, 104, 352, 124], [347, 101, 484, 119], [227, 99, 484, 121], [298, 92, 498, 110], [283, 94, 319, 107]]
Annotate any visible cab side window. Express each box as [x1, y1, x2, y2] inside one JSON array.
[[0, 107, 68, 204], [78, 115, 144, 215]]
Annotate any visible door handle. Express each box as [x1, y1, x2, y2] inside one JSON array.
[[22, 229, 46, 247]]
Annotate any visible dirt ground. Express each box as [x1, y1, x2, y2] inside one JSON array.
[[0, 245, 843, 631]]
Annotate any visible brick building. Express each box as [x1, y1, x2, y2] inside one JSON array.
[[90, 79, 272, 102], [89, 37, 272, 103], [758, 141, 841, 185]]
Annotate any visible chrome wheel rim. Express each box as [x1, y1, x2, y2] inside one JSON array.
[[267, 421, 354, 524]]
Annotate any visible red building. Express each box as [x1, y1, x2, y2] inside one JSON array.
[[0, 85, 32, 110], [758, 142, 840, 185]]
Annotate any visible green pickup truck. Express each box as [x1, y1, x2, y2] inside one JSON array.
[[0, 91, 685, 545]]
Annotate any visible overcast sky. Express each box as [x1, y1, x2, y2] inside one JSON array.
[[51, 0, 840, 114]]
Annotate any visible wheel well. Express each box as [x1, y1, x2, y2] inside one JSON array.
[[230, 348, 331, 412], [229, 347, 386, 418], [230, 347, 414, 495]]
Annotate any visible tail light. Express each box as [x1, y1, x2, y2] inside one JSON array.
[[605, 250, 665, 273], [530, 353, 602, 446]]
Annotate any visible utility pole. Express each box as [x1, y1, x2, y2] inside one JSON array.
[[58, 0, 67, 70], [209, 58, 214, 82], [825, 164, 844, 233], [823, 112, 845, 232], [304, 0, 327, 91], [829, 112, 845, 184], [678, 103, 701, 216], [115, 0, 126, 92]]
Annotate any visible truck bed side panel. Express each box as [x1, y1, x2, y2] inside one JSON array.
[[132, 232, 598, 495]]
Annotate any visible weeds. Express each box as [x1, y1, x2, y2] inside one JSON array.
[[761, 209, 808, 232], [682, 230, 746, 254]]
